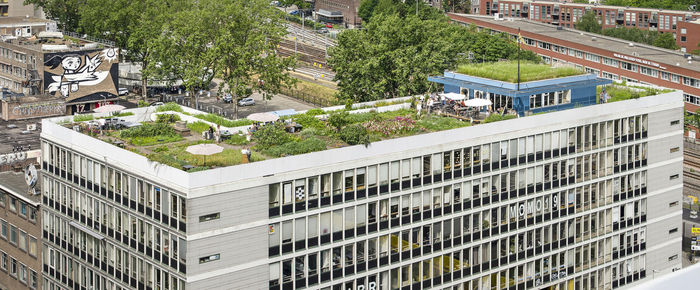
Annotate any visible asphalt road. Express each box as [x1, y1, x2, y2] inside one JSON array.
[[162, 91, 315, 119]]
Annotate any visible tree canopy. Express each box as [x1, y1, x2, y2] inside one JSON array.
[[358, 0, 444, 24], [328, 13, 539, 102], [575, 11, 601, 34]]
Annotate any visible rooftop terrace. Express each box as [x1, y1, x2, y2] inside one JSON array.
[[456, 61, 584, 83], [40, 90, 682, 192]]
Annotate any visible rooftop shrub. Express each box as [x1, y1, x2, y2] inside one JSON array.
[[457, 61, 582, 83]]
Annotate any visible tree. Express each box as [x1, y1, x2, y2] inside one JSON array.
[[575, 11, 602, 34], [279, 0, 310, 9], [79, 0, 181, 100], [442, 0, 471, 13], [212, 0, 296, 119], [329, 12, 539, 102], [24, 0, 83, 31], [358, 0, 443, 24], [652, 32, 680, 50], [147, 0, 219, 107], [358, 0, 380, 22]]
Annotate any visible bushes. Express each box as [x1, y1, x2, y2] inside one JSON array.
[[339, 124, 370, 146], [186, 121, 210, 133], [224, 134, 249, 146], [156, 114, 180, 124], [156, 102, 184, 113], [252, 123, 294, 147], [194, 113, 252, 127], [74, 114, 94, 122], [138, 100, 149, 107], [259, 137, 327, 157], [305, 108, 325, 116], [417, 115, 470, 131], [120, 123, 177, 138], [328, 110, 351, 131], [294, 113, 325, 130]]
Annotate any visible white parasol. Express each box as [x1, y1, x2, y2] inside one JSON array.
[[247, 112, 279, 123], [464, 98, 493, 107], [94, 104, 126, 113], [185, 143, 224, 166], [440, 92, 466, 101]]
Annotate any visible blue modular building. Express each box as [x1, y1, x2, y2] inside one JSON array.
[[428, 71, 612, 116]]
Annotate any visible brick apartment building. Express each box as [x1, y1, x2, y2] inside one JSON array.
[[471, 0, 700, 53]]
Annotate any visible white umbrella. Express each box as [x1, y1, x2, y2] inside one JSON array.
[[247, 112, 279, 123], [440, 92, 466, 101], [93, 104, 126, 113], [464, 98, 493, 107], [185, 143, 224, 166]]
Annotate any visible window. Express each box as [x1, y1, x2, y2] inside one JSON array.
[[620, 62, 637, 72], [670, 147, 679, 153], [670, 174, 679, 180], [669, 201, 679, 207], [669, 228, 678, 234], [19, 231, 26, 251], [0, 252, 5, 270], [9, 197, 16, 211], [29, 236, 37, 257], [199, 253, 220, 264], [10, 225, 17, 245], [0, 220, 6, 239], [10, 257, 16, 276], [198, 213, 220, 222], [640, 66, 658, 78], [669, 254, 678, 261], [0, 191, 4, 207], [671, 120, 680, 125]]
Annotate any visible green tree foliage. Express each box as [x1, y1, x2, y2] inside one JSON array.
[[358, 0, 444, 24], [279, 0, 310, 9], [24, 0, 83, 30], [328, 111, 351, 132], [575, 12, 602, 34], [78, 0, 181, 100], [339, 124, 371, 146], [329, 13, 539, 102], [252, 123, 293, 147], [602, 0, 698, 11], [652, 32, 680, 50], [442, 0, 471, 13]]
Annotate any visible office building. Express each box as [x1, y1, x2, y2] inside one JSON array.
[[37, 82, 683, 289]]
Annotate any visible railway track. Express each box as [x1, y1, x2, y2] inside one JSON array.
[[684, 149, 700, 192], [278, 38, 328, 66]]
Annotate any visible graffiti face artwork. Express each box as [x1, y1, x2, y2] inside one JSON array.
[[44, 48, 119, 103]]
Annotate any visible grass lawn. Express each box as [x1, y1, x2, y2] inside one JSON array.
[[147, 142, 266, 170], [194, 113, 252, 127], [126, 135, 182, 146], [286, 77, 339, 105], [597, 84, 674, 103], [456, 61, 583, 83], [186, 121, 210, 133]]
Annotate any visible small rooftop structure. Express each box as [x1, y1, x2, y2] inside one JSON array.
[[429, 62, 611, 116], [0, 170, 41, 205]]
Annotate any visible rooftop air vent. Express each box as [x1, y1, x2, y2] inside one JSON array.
[[628, 43, 634, 47], [592, 37, 596, 41]]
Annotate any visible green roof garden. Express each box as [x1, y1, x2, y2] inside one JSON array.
[[456, 61, 584, 83]]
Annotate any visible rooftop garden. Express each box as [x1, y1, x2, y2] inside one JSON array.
[[63, 104, 474, 171], [597, 83, 675, 103], [456, 61, 583, 83]]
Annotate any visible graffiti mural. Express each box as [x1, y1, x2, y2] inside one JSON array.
[[43, 48, 119, 103]]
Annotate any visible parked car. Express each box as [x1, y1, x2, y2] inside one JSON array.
[[118, 88, 129, 96], [318, 28, 329, 34], [223, 94, 233, 103], [149, 102, 164, 107], [692, 210, 698, 219], [269, 1, 280, 6], [238, 98, 255, 106], [289, 10, 300, 16], [325, 23, 333, 28]]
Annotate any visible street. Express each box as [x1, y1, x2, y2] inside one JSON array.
[[161, 91, 315, 119]]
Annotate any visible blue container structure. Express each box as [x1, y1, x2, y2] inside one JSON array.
[[428, 71, 612, 116]]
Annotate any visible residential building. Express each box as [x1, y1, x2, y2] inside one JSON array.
[[313, 0, 362, 28], [38, 84, 683, 289], [0, 31, 120, 115], [0, 170, 42, 290], [0, 0, 43, 19], [447, 14, 700, 114], [472, 0, 700, 53]]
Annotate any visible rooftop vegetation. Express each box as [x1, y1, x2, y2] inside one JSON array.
[[597, 83, 674, 103], [456, 61, 583, 83]]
